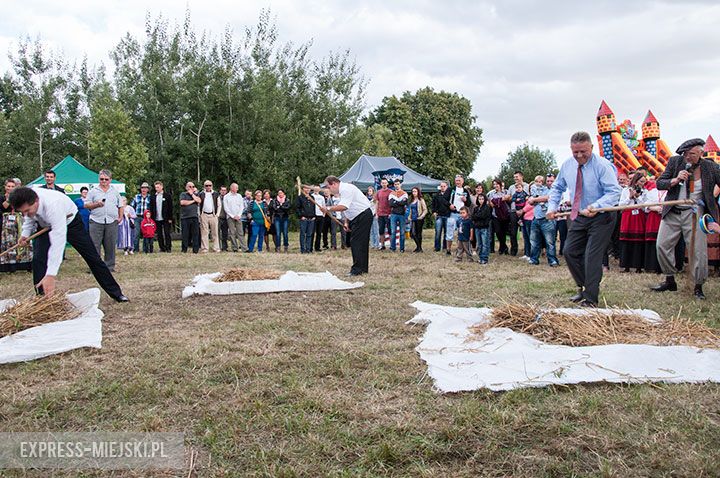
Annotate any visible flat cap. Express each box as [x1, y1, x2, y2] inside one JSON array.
[[676, 138, 705, 155]]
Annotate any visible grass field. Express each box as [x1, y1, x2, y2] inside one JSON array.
[[1, 231, 719, 477]]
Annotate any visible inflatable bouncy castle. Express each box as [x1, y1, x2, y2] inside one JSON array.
[[704, 135, 719, 164], [595, 100, 673, 176]]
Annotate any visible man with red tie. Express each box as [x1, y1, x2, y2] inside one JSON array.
[[546, 132, 621, 307]]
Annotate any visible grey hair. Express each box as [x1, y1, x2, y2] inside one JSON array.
[[570, 131, 592, 144], [99, 169, 112, 178], [12, 178, 21, 186]]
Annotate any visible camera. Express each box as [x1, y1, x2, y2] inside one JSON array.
[[633, 186, 642, 194]]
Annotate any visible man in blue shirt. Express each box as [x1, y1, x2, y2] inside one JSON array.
[[547, 132, 621, 307]]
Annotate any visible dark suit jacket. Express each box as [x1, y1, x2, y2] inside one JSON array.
[[657, 156, 720, 220], [148, 191, 174, 222]]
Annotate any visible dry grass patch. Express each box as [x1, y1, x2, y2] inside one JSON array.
[[1, 294, 80, 337], [214, 268, 283, 282]]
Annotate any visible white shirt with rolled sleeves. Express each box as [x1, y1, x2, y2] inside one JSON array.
[[87, 186, 122, 224], [313, 193, 326, 216], [223, 192, 245, 219], [337, 182, 371, 220], [21, 188, 77, 276]]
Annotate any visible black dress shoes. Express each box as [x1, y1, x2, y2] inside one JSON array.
[[651, 277, 677, 292], [578, 299, 597, 308], [694, 285, 706, 300], [114, 295, 130, 303]]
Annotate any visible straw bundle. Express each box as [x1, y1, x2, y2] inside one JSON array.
[[214, 268, 283, 283], [1, 294, 80, 337], [470, 304, 720, 348]]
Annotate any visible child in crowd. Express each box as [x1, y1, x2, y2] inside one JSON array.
[[512, 183, 529, 216], [529, 175, 545, 198], [140, 210, 156, 253], [455, 206, 475, 262], [471, 193, 492, 264]]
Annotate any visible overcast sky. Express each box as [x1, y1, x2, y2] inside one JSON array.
[[1, 0, 718, 179]]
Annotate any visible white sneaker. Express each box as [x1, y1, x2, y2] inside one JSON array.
[[519, 255, 528, 260], [129, 250, 134, 255], [124, 251, 129, 256]]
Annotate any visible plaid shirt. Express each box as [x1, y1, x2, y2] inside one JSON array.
[[131, 193, 151, 216]]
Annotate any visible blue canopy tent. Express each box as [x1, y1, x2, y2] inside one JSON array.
[[337, 155, 442, 191]]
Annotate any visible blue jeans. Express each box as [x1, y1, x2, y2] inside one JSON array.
[[434, 216, 448, 251], [446, 213, 461, 241], [248, 221, 266, 252], [370, 217, 379, 248], [274, 217, 289, 248], [299, 218, 314, 253], [389, 213, 406, 251], [133, 217, 143, 252], [474, 227, 491, 262], [530, 218, 558, 265], [522, 219, 532, 257]]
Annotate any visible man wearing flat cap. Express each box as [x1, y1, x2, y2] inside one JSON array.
[[652, 138, 720, 299]]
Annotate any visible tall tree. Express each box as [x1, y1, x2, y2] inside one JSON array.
[[362, 123, 392, 156], [88, 84, 149, 194], [365, 87, 483, 180], [497, 143, 557, 187]]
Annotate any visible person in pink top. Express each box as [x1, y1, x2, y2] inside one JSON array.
[[375, 178, 392, 250]]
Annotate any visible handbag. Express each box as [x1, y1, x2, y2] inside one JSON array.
[[258, 202, 271, 229]]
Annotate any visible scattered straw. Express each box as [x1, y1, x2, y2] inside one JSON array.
[[214, 268, 283, 283], [1, 294, 80, 337], [470, 304, 720, 349]]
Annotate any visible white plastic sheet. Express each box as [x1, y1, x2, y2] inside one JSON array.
[[407, 301, 720, 393], [0, 288, 104, 364], [181, 270, 364, 298]]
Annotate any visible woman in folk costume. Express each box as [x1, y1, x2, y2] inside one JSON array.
[[618, 172, 647, 273], [705, 185, 720, 276], [643, 175, 662, 273], [116, 197, 137, 255], [1, 178, 32, 272]]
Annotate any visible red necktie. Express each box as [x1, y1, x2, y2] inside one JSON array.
[[570, 165, 583, 221]]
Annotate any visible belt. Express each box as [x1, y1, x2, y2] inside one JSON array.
[[203, 212, 215, 215]]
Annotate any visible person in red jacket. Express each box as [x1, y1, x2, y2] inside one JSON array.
[[140, 210, 157, 253]]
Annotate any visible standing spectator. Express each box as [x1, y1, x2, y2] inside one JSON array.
[[528, 175, 559, 266], [148, 181, 173, 253], [198, 180, 221, 253], [179, 182, 201, 254], [1, 178, 32, 273], [446, 175, 472, 255], [547, 131, 621, 307], [86, 169, 122, 272], [389, 180, 408, 252], [140, 210, 156, 253], [618, 172, 647, 273], [367, 186, 379, 249], [610, 172, 630, 259], [326, 193, 343, 250], [643, 176, 662, 273], [455, 207, 475, 262], [312, 186, 326, 252], [40, 170, 65, 193], [556, 191, 571, 256], [510, 183, 530, 258], [263, 190, 275, 252], [431, 181, 451, 252], [223, 183, 248, 252], [130, 182, 152, 252], [409, 186, 427, 253], [375, 179, 392, 250], [271, 188, 291, 252], [74, 187, 91, 231], [248, 190, 269, 252], [218, 185, 229, 251], [296, 185, 315, 253], [652, 138, 720, 299], [242, 190, 253, 245], [117, 197, 137, 256], [321, 189, 332, 249], [487, 179, 510, 255], [504, 171, 529, 256], [471, 193, 492, 264]]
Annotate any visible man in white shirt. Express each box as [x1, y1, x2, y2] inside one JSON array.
[[10, 187, 127, 301], [85, 169, 123, 272], [223, 183, 248, 252], [312, 186, 326, 252], [323, 176, 372, 276], [198, 180, 221, 253]]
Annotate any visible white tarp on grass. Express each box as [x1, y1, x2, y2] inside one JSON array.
[[0, 288, 104, 364], [406, 301, 720, 393], [182, 271, 364, 298]]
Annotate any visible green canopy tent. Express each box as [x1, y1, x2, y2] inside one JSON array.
[[28, 156, 126, 200]]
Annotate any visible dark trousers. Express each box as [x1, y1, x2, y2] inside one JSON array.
[[156, 219, 172, 252], [219, 217, 229, 251], [508, 212, 520, 256], [313, 216, 324, 251], [492, 217, 509, 254], [300, 218, 315, 253], [378, 215, 390, 248], [242, 220, 251, 244], [564, 213, 616, 304], [557, 219, 568, 255], [143, 237, 154, 253], [349, 209, 372, 274], [33, 215, 123, 299], [411, 219, 424, 251], [181, 217, 200, 253], [322, 215, 331, 248]]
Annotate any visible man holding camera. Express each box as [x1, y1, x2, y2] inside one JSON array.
[[179, 182, 201, 253], [86, 169, 123, 272], [652, 138, 720, 299]]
